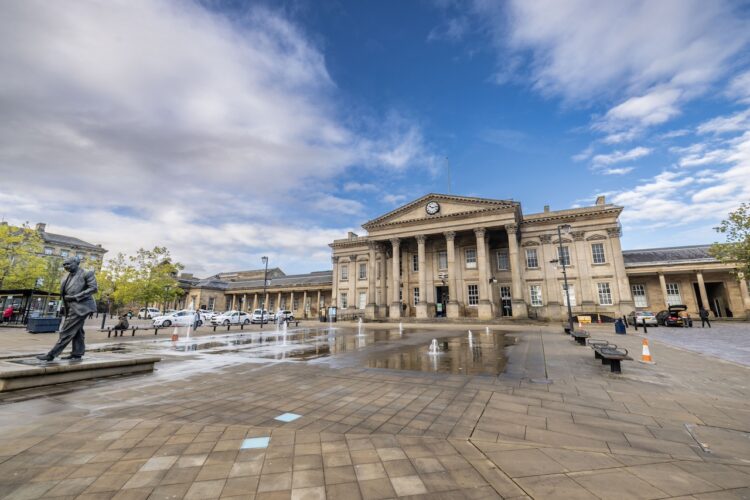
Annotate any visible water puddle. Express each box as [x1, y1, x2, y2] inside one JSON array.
[[364, 331, 512, 376]]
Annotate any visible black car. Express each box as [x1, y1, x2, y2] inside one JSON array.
[[661, 305, 693, 327]]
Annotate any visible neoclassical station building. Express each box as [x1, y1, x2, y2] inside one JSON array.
[[183, 194, 750, 321]]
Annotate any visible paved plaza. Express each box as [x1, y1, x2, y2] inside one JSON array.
[[0, 320, 749, 499]]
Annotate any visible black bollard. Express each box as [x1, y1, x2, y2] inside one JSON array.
[[643, 322, 648, 334], [132, 327, 136, 336], [634, 319, 638, 331], [213, 325, 217, 332], [101, 312, 106, 330], [107, 328, 112, 338]]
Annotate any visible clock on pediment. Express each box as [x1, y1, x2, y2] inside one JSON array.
[[425, 201, 440, 215]]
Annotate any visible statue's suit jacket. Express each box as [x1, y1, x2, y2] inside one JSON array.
[[61, 268, 98, 317]]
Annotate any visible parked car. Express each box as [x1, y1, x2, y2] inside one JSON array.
[[198, 310, 216, 321], [251, 309, 270, 324], [627, 311, 658, 326], [153, 310, 202, 328], [660, 305, 693, 327], [211, 311, 251, 326], [276, 310, 295, 321], [138, 307, 162, 319]]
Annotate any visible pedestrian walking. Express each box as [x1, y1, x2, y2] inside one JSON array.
[[3, 305, 13, 323], [699, 307, 711, 328]]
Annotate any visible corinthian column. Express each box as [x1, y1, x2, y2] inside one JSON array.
[[505, 223, 527, 318], [475, 228, 493, 319], [365, 242, 378, 320], [445, 231, 460, 318], [389, 238, 402, 318]]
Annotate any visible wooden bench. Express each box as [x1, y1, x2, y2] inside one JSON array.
[[571, 331, 590, 345], [593, 346, 632, 373]]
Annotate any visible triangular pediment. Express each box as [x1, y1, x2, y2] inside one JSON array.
[[362, 193, 518, 230]]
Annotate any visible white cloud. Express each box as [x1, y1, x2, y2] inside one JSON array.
[[0, 1, 435, 275], [601, 167, 634, 175], [382, 194, 407, 205], [697, 109, 750, 135], [592, 146, 651, 166], [602, 129, 640, 144], [343, 182, 378, 193], [572, 145, 594, 162], [726, 70, 750, 104], [603, 87, 682, 127]]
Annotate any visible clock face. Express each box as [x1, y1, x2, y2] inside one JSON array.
[[426, 201, 440, 215]]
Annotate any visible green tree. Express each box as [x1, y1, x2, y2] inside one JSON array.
[[710, 202, 750, 279], [0, 223, 47, 289], [98, 247, 184, 310]]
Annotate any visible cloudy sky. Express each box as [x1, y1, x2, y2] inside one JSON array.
[[1, 0, 749, 276]]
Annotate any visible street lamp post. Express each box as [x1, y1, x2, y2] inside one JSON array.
[[261, 256, 268, 329], [554, 224, 575, 334]]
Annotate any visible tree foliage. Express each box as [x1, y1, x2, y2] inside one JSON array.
[[97, 246, 184, 309], [710, 202, 750, 279], [0, 223, 47, 290]]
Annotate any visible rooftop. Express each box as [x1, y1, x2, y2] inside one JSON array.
[[623, 245, 717, 267]]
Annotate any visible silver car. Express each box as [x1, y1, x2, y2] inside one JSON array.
[[627, 310, 658, 326]]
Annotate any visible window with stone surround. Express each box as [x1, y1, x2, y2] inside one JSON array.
[[340, 264, 348, 281], [666, 283, 681, 305], [413, 287, 420, 306], [496, 249, 509, 270], [597, 282, 613, 305], [358, 292, 366, 309], [467, 284, 479, 305], [557, 246, 571, 267], [43, 247, 53, 255], [412, 254, 419, 272], [438, 251, 448, 270], [530, 285, 543, 306], [631, 284, 647, 307], [591, 243, 606, 264], [60, 250, 69, 257], [293, 298, 299, 311], [340, 292, 348, 309], [525, 248, 539, 268], [465, 248, 477, 269], [562, 283, 576, 306], [358, 262, 367, 280]]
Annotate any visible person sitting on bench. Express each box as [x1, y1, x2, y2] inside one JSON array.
[[113, 315, 129, 332]]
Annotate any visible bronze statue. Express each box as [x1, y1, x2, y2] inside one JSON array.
[[37, 256, 98, 361]]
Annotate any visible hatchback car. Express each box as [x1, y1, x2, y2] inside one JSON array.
[[276, 310, 295, 321], [153, 310, 202, 328], [661, 305, 693, 327], [251, 309, 270, 324], [627, 311, 658, 326], [138, 307, 162, 319], [211, 311, 251, 325]]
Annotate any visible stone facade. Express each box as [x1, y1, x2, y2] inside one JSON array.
[[35, 222, 107, 270], [329, 194, 750, 321]]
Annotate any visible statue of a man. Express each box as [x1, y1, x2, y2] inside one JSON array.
[[37, 256, 98, 361]]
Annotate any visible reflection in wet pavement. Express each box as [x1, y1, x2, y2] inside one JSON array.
[[366, 331, 512, 376], [86, 326, 512, 376]]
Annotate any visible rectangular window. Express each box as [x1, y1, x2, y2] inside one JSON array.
[[358, 291, 367, 309], [557, 246, 571, 267], [269, 298, 276, 310], [467, 284, 479, 305], [591, 243, 606, 264], [293, 298, 299, 311], [60, 250, 69, 257], [43, 247, 54, 255], [340, 265, 348, 281], [597, 282, 613, 305], [496, 249, 509, 270], [465, 248, 477, 269], [358, 262, 367, 280], [413, 287, 420, 306], [666, 283, 681, 305], [438, 251, 448, 270], [631, 284, 647, 308], [411, 254, 419, 272], [76, 252, 84, 258], [280, 298, 287, 309], [561, 283, 576, 307], [340, 292, 348, 309], [525, 248, 539, 268], [530, 285, 543, 306], [399, 289, 403, 302]]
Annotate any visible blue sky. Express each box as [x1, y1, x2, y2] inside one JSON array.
[[1, 0, 749, 275]]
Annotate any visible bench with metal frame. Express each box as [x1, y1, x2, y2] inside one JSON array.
[[101, 326, 162, 338], [592, 345, 632, 373], [570, 330, 590, 345]]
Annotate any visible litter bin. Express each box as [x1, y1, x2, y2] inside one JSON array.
[[27, 316, 62, 334], [614, 318, 626, 335]]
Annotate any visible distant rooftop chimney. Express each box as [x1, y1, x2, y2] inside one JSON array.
[[35, 222, 46, 232], [348, 231, 358, 239], [543, 205, 550, 213], [595, 196, 606, 206]]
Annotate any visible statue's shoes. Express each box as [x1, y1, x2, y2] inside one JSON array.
[[61, 355, 82, 360], [36, 354, 54, 361]]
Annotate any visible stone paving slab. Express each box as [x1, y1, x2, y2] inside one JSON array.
[[0, 322, 749, 498]]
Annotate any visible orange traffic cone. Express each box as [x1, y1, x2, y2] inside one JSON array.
[[639, 339, 654, 364], [171, 327, 179, 342]]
